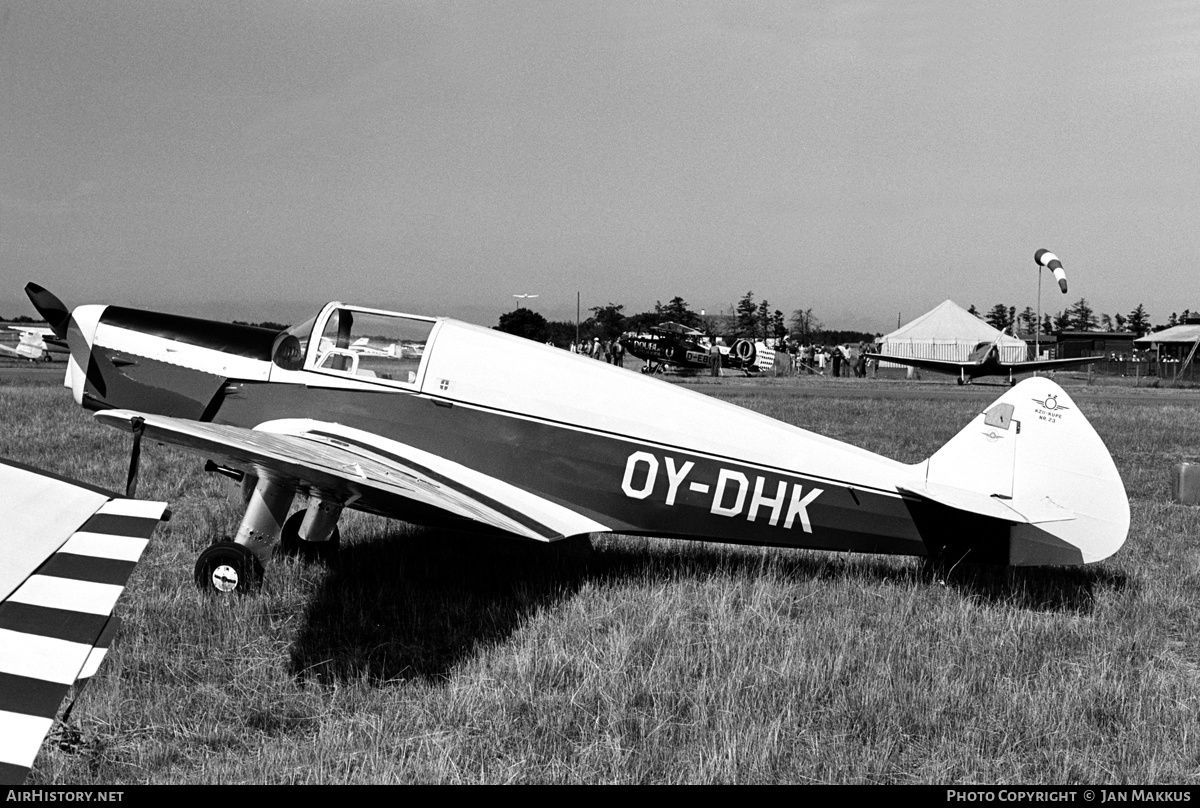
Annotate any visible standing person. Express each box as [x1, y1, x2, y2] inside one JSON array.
[[613, 339, 625, 368], [709, 340, 722, 377], [592, 337, 601, 359], [832, 345, 842, 377]]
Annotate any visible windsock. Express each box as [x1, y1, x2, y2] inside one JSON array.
[[1034, 249, 1068, 294]]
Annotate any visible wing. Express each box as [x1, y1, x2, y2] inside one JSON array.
[[864, 352, 971, 375], [95, 409, 609, 542], [0, 459, 167, 785], [1001, 356, 1101, 372], [0, 344, 19, 358]]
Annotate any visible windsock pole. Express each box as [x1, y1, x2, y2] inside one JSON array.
[[1036, 262, 1041, 360]]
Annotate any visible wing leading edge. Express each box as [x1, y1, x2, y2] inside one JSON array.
[[1002, 356, 1102, 372], [95, 409, 610, 543], [0, 460, 167, 785], [866, 353, 1100, 378], [864, 353, 971, 374]]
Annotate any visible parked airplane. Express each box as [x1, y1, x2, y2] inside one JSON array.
[[865, 334, 1101, 386], [26, 283, 1128, 597], [0, 326, 62, 362], [0, 456, 167, 784], [620, 322, 776, 375]]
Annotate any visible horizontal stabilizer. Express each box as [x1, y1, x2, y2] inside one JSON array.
[[898, 481, 1075, 524]]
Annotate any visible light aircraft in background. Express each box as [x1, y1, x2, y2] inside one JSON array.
[[620, 322, 776, 375], [0, 457, 167, 784], [0, 325, 63, 362], [25, 282, 1128, 600], [866, 334, 1101, 386]]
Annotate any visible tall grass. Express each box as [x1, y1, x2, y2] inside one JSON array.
[[4, 374, 1199, 784]]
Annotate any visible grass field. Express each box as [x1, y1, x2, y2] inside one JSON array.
[[4, 370, 1200, 784]]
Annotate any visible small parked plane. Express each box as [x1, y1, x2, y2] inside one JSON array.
[[0, 326, 63, 362], [620, 322, 776, 375], [865, 334, 1101, 386], [25, 282, 1128, 598], [0, 456, 167, 784]]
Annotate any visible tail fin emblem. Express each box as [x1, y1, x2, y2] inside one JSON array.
[[1032, 395, 1068, 412]]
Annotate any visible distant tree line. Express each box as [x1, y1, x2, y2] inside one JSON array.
[[964, 301, 1184, 339], [494, 292, 876, 347], [232, 319, 292, 331]]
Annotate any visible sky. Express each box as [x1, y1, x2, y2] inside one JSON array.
[[2, 1, 1198, 333]]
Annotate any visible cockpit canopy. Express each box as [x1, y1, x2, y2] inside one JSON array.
[[272, 303, 437, 387]]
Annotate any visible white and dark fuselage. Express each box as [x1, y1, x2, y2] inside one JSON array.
[[57, 298, 1128, 568]]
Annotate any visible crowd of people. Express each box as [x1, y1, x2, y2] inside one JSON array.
[[785, 341, 879, 378], [567, 337, 625, 365]]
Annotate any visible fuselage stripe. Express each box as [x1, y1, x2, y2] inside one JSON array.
[[307, 430, 560, 538]]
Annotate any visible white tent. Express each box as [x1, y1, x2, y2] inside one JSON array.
[[877, 300, 1027, 365]]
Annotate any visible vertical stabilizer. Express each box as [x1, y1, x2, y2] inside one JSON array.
[[904, 378, 1128, 565]]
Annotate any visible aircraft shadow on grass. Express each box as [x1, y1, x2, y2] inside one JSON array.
[[288, 526, 1128, 686]]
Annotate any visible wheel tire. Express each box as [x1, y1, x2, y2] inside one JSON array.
[[277, 509, 341, 565], [194, 541, 263, 594]]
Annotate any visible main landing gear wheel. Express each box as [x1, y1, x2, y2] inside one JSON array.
[[194, 541, 263, 594], [277, 509, 341, 565]]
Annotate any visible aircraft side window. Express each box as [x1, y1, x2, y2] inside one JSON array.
[[312, 309, 433, 385]]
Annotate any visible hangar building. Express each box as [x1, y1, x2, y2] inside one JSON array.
[[1133, 315, 1200, 363]]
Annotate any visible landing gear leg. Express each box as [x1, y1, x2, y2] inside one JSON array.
[[194, 475, 293, 594], [278, 498, 343, 564]]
